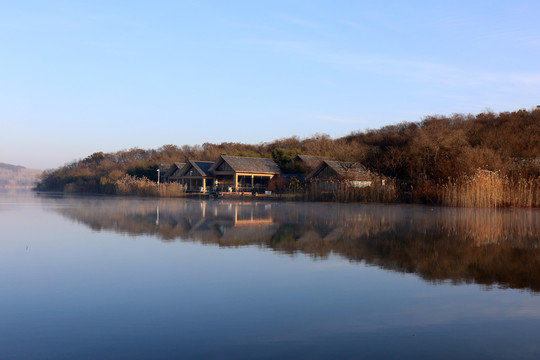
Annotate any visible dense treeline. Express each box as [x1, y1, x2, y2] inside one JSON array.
[[36, 108, 540, 205], [347, 108, 540, 185]]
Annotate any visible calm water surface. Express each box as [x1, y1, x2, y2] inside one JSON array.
[[1, 191, 540, 359]]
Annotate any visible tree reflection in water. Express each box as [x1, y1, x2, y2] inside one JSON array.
[[52, 197, 540, 292]]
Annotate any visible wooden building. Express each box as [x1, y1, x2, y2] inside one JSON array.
[[162, 162, 186, 183], [208, 155, 281, 192], [305, 160, 373, 187], [158, 163, 172, 183], [178, 160, 214, 192]]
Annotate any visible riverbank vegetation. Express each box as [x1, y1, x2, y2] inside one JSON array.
[[36, 107, 540, 206], [110, 175, 185, 197]]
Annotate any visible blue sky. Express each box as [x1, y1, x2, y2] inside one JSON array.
[[2, 1, 540, 169]]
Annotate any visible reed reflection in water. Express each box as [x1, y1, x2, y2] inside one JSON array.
[[52, 197, 540, 293]]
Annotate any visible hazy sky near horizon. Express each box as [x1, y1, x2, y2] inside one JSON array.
[[2, 1, 540, 169]]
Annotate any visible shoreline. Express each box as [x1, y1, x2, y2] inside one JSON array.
[[28, 189, 540, 208]]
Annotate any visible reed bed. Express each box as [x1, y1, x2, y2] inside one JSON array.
[[302, 179, 398, 203], [108, 171, 540, 206], [157, 182, 186, 197], [440, 170, 540, 208], [114, 175, 185, 197]]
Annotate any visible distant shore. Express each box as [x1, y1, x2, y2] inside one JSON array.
[[0, 185, 35, 189]]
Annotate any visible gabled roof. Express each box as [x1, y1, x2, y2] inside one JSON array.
[[180, 160, 214, 177], [209, 155, 281, 174], [292, 155, 328, 169], [158, 163, 172, 173], [163, 162, 186, 178], [306, 160, 371, 181]]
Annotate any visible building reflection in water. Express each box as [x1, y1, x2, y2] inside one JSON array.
[[52, 197, 540, 293]]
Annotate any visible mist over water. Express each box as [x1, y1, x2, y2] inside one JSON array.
[[2, 192, 540, 359]]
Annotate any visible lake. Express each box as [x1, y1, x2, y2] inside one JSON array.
[[1, 191, 540, 359]]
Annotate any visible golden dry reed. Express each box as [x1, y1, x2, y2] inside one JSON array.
[[114, 175, 185, 197], [440, 170, 540, 208]]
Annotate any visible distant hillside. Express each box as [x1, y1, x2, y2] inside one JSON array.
[[0, 162, 42, 187], [0, 162, 25, 172]]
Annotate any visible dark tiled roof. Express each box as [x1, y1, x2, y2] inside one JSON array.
[[307, 160, 371, 181], [163, 162, 186, 178], [187, 160, 214, 177], [218, 155, 281, 174], [325, 160, 371, 180]]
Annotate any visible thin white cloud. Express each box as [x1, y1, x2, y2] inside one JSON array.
[[321, 49, 540, 89], [237, 17, 540, 91]]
